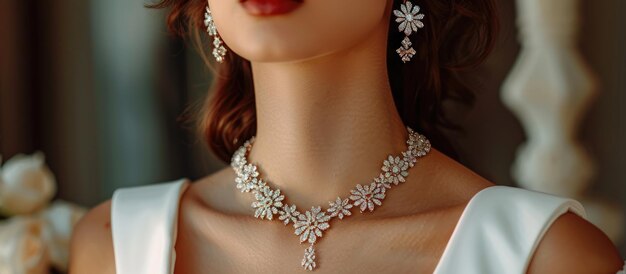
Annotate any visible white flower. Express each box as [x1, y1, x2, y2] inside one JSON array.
[[241, 164, 259, 180], [294, 206, 331, 244], [40, 201, 86, 271], [407, 132, 430, 158], [394, 1, 425, 36], [252, 186, 284, 220], [374, 174, 393, 190], [212, 37, 227, 59], [0, 217, 49, 274], [327, 197, 352, 219], [349, 182, 386, 212], [204, 7, 218, 36], [230, 146, 247, 170], [278, 204, 300, 225], [301, 245, 316, 271], [0, 152, 56, 216], [236, 177, 262, 193], [254, 178, 268, 191], [402, 149, 418, 167], [382, 155, 410, 185], [235, 164, 259, 193]]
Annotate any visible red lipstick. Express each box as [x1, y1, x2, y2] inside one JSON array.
[[240, 0, 303, 16]]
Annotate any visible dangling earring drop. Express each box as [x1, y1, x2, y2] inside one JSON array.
[[204, 6, 227, 63], [393, 0, 425, 63]]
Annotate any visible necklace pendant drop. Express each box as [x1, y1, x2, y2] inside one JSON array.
[[302, 244, 317, 271]]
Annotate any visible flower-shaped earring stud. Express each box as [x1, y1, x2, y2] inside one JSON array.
[[204, 6, 227, 63], [393, 1, 425, 63]]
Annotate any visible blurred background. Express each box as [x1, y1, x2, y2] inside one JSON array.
[[0, 0, 624, 267]]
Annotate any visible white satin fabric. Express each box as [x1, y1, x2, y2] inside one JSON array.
[[433, 185, 585, 273], [111, 180, 589, 274], [111, 179, 189, 274]]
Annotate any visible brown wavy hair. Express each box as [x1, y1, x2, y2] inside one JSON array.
[[149, 0, 499, 162]]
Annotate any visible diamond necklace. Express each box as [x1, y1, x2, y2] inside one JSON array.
[[230, 126, 431, 271]]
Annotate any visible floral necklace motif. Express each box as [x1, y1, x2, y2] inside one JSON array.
[[230, 126, 431, 271]]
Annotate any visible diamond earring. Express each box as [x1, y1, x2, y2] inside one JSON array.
[[204, 6, 227, 63], [393, 1, 425, 63]]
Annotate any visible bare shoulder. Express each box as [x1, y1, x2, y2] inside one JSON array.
[[67, 170, 232, 273], [527, 212, 623, 273], [185, 166, 249, 214], [417, 148, 495, 206], [69, 199, 115, 274], [189, 166, 234, 196]]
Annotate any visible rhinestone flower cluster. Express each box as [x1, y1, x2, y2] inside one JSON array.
[[394, 1, 425, 63], [204, 7, 227, 63], [230, 126, 431, 271]]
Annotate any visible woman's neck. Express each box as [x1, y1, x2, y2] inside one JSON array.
[[248, 21, 409, 209]]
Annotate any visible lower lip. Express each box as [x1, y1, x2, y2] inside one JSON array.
[[240, 0, 303, 16]]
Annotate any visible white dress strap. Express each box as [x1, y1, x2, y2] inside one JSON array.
[[433, 185, 586, 274], [111, 179, 189, 274]]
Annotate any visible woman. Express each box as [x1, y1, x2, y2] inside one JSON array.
[[69, 0, 624, 273]]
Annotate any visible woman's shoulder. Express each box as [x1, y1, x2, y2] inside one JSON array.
[[69, 178, 191, 273], [430, 151, 623, 272], [457, 185, 622, 272], [528, 211, 623, 273], [450, 174, 623, 272], [69, 198, 115, 274], [180, 166, 268, 217], [465, 186, 622, 271]]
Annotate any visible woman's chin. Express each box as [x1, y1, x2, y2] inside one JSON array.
[[233, 44, 325, 63]]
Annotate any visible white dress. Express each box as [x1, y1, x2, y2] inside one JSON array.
[[109, 179, 608, 274]]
